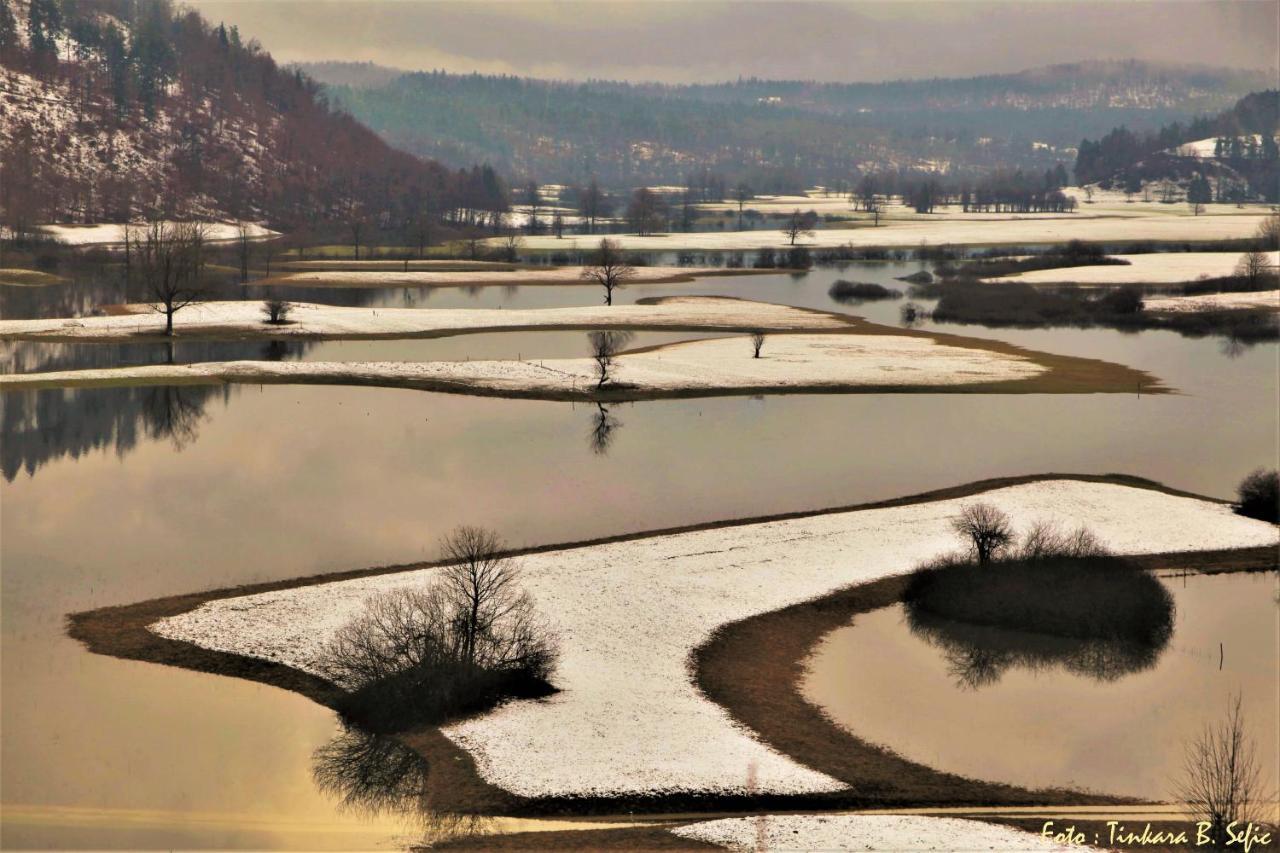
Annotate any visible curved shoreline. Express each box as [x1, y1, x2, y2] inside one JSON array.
[[2, 319, 1168, 400], [66, 473, 1274, 819]]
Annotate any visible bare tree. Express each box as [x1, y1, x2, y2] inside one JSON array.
[[626, 187, 665, 236], [348, 205, 367, 260], [320, 526, 558, 731], [1256, 211, 1280, 250], [588, 330, 634, 389], [577, 178, 605, 234], [951, 503, 1014, 564], [137, 220, 208, 336], [499, 233, 523, 263], [261, 298, 292, 324], [782, 209, 816, 246], [580, 238, 634, 306], [524, 180, 542, 234], [1175, 693, 1267, 848], [732, 182, 753, 230], [750, 330, 766, 358], [438, 526, 530, 669], [236, 220, 253, 283], [1236, 250, 1274, 289]]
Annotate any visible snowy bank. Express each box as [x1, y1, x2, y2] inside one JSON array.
[[261, 265, 760, 288], [1142, 290, 1280, 313], [38, 222, 277, 246], [498, 213, 1270, 252], [150, 480, 1278, 799], [986, 252, 1279, 286], [672, 814, 1077, 851], [0, 296, 847, 342], [0, 332, 1050, 398]]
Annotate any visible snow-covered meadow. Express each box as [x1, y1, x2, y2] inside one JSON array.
[[36, 222, 277, 246], [1143, 290, 1280, 313], [151, 480, 1278, 799], [0, 331, 1047, 396], [501, 212, 1269, 252], [986, 252, 1279, 286], [0, 297, 846, 341], [671, 814, 1077, 851]]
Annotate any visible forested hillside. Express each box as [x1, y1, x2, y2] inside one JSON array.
[[0, 0, 508, 234], [306, 61, 1268, 190], [1074, 90, 1279, 202]]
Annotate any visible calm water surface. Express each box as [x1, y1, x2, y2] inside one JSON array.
[[2, 262, 1277, 847], [802, 572, 1280, 801]]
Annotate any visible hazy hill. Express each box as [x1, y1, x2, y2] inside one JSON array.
[[301, 60, 1269, 189]]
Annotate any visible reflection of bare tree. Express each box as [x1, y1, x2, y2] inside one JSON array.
[[312, 724, 491, 843], [909, 610, 1172, 690], [1218, 334, 1250, 359], [313, 725, 432, 817], [141, 385, 208, 450], [589, 402, 621, 455]]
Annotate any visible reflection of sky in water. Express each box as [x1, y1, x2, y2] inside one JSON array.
[[2, 261, 1277, 846], [804, 572, 1280, 801]]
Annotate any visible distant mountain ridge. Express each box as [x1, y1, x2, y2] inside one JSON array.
[[300, 60, 1268, 188]]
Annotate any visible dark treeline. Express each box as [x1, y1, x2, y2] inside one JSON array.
[[319, 70, 1085, 191], [1074, 90, 1279, 201], [0, 0, 509, 235]]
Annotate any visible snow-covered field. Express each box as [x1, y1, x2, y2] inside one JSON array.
[[150, 480, 1278, 799], [37, 222, 277, 246], [0, 332, 1046, 395], [986, 252, 1279, 286], [501, 212, 1269, 252], [1143, 290, 1280, 313], [266, 265, 739, 288], [672, 814, 1076, 851], [0, 297, 844, 341]]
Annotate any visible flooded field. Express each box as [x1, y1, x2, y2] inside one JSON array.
[[2, 261, 1277, 847], [803, 571, 1280, 801]]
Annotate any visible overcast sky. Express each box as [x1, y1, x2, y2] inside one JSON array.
[[188, 1, 1279, 83]]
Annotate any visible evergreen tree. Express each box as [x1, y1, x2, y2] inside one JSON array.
[[0, 0, 18, 52], [28, 0, 65, 59]]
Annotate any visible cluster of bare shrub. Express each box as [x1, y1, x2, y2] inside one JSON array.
[[320, 526, 558, 732], [947, 502, 1107, 565]]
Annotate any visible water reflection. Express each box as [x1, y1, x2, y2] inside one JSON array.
[[311, 724, 490, 841], [0, 384, 227, 480], [904, 611, 1173, 689], [588, 402, 622, 455]]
